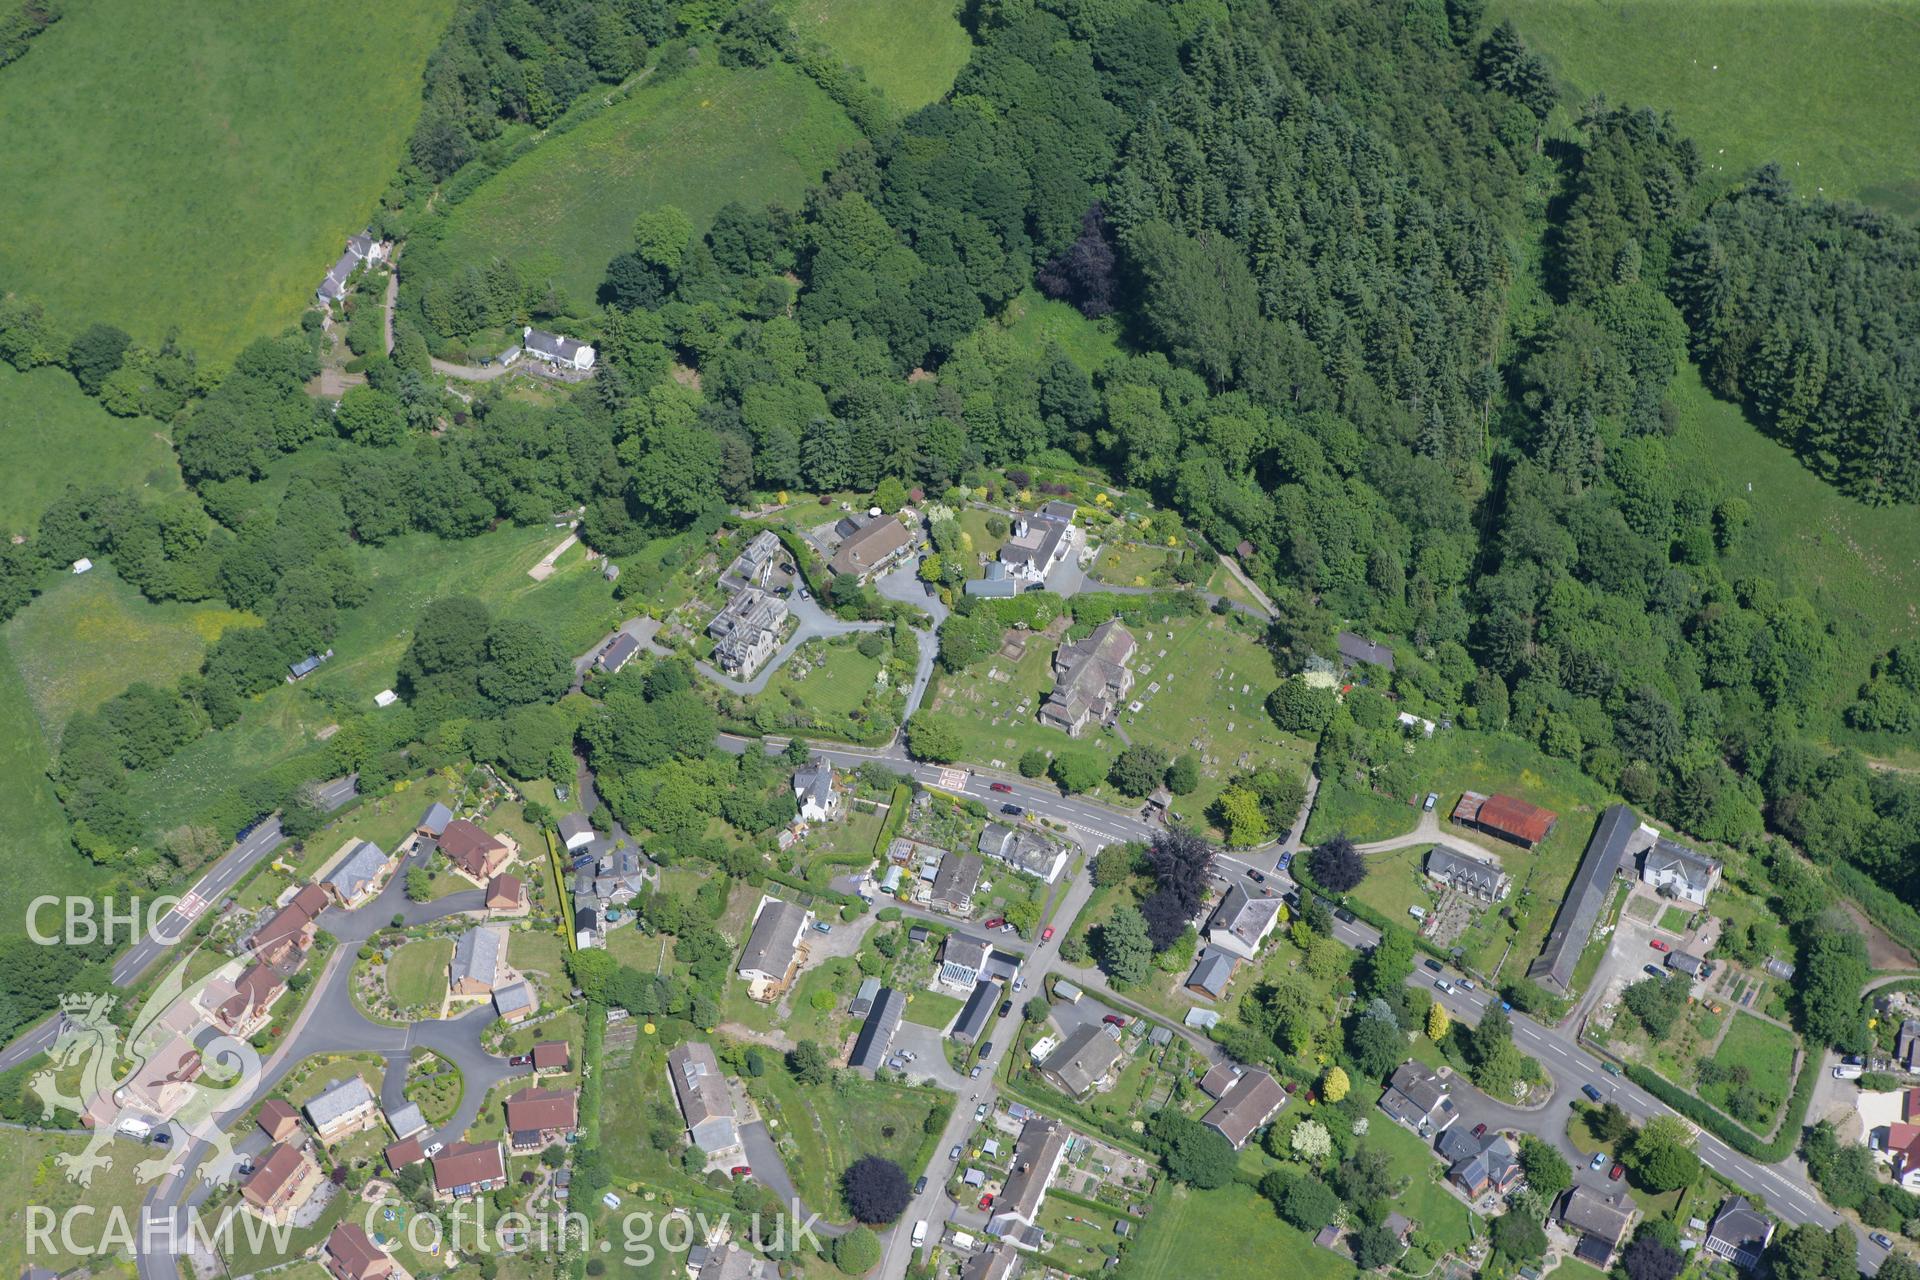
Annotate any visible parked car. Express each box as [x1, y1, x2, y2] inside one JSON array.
[[915, 1176, 928, 1195], [1457, 979, 1475, 991], [1471, 1123, 1488, 1139], [1499, 1000, 1513, 1013], [1333, 907, 1356, 923], [969, 1065, 983, 1079], [1279, 851, 1295, 871], [424, 1141, 445, 1157], [1103, 1014, 1129, 1028], [978, 1041, 993, 1058], [949, 1145, 962, 1161], [1601, 1061, 1623, 1077], [1435, 978, 1454, 994], [979, 1193, 994, 1209], [1041, 926, 1055, 941], [508, 1054, 533, 1067], [998, 1000, 1012, 1018], [1834, 1064, 1865, 1080], [1001, 804, 1022, 816], [1590, 1152, 1608, 1170], [1643, 964, 1665, 978], [1424, 792, 1439, 812], [731, 1166, 752, 1178], [1424, 959, 1444, 973], [1248, 870, 1266, 883], [150, 1130, 171, 1147], [1649, 938, 1670, 952], [984, 917, 1006, 930], [1582, 1084, 1604, 1103], [912, 1221, 928, 1248], [1609, 1163, 1624, 1181], [813, 921, 832, 934], [1871, 1234, 1894, 1250], [990, 782, 1013, 793]]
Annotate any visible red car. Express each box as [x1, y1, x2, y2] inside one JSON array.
[[1609, 1163, 1625, 1181], [1041, 926, 1055, 941], [1103, 1014, 1129, 1028], [731, 1166, 752, 1178], [1471, 1123, 1488, 1139], [979, 1193, 994, 1209], [1649, 939, 1670, 953], [990, 782, 1013, 793], [984, 917, 1006, 930]]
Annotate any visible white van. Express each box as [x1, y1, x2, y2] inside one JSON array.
[[911, 1221, 928, 1248], [1833, 1063, 1864, 1080]]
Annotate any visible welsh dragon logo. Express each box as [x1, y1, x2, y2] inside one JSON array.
[[31, 959, 264, 1187]]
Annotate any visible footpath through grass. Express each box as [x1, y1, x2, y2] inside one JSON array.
[[427, 60, 860, 313], [1494, 0, 1920, 214], [0, 363, 184, 536], [0, 0, 453, 359]]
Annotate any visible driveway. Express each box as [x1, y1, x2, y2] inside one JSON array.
[[873, 562, 942, 722]]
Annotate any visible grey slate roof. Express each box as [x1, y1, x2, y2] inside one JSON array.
[[1200, 1068, 1286, 1148], [1336, 630, 1395, 670], [1041, 1024, 1125, 1098], [931, 852, 984, 912], [1705, 1196, 1774, 1269], [1528, 804, 1638, 993], [493, 981, 534, 1015], [850, 976, 881, 1018], [385, 1102, 427, 1138], [1426, 846, 1508, 899], [1644, 837, 1720, 895], [419, 803, 454, 836], [558, 812, 592, 844], [1186, 949, 1235, 999], [305, 1077, 374, 1130], [952, 979, 997, 1044], [450, 926, 505, 988], [525, 328, 590, 362], [964, 561, 1019, 596], [326, 840, 389, 901], [739, 898, 810, 980], [849, 987, 905, 1070]]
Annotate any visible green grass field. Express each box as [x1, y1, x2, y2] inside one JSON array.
[[1699, 1011, 1797, 1116], [427, 60, 860, 317], [782, 0, 972, 110], [0, 1128, 153, 1277], [749, 1068, 944, 1216], [1128, 1180, 1353, 1280], [4, 565, 258, 740], [386, 938, 452, 1007], [1665, 363, 1920, 760], [995, 288, 1128, 373], [1494, 0, 1920, 214], [0, 0, 452, 360], [0, 364, 184, 537], [0, 633, 106, 930]]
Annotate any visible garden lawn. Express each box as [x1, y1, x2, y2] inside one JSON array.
[[1665, 362, 1920, 761], [1033, 1195, 1126, 1272], [1350, 845, 1440, 924], [751, 1067, 945, 1216], [1090, 540, 1179, 586], [4, 564, 258, 740], [1361, 1102, 1484, 1255], [754, 639, 884, 718], [1127, 1180, 1352, 1280], [0, 364, 185, 536], [387, 939, 452, 1007], [1493, 0, 1920, 214], [0, 0, 452, 359], [1657, 905, 1693, 933], [781, 0, 972, 110], [426, 60, 860, 315], [0, 633, 103, 932], [902, 989, 963, 1029], [1699, 1012, 1797, 1116]]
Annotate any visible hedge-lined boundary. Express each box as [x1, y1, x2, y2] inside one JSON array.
[[1625, 1051, 1816, 1161]]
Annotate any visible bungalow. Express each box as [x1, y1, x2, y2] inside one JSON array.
[[599, 632, 641, 674], [557, 813, 595, 852], [305, 1077, 378, 1143], [828, 514, 916, 582], [486, 873, 527, 914], [1641, 837, 1721, 906], [532, 1040, 571, 1074], [504, 1086, 579, 1151], [930, 852, 985, 916], [523, 327, 595, 372], [1559, 1185, 1636, 1268], [1185, 949, 1236, 1000], [1378, 1061, 1456, 1133], [256, 1098, 302, 1143], [1425, 846, 1511, 903], [737, 897, 812, 999], [792, 761, 842, 822], [213, 963, 286, 1037], [440, 820, 512, 882], [667, 1041, 741, 1159], [849, 987, 907, 1071], [492, 980, 536, 1022], [1040, 1024, 1126, 1100], [449, 926, 508, 997], [1201, 1068, 1287, 1149], [987, 1116, 1070, 1249], [324, 840, 395, 908], [1335, 631, 1395, 674], [1205, 884, 1283, 961], [1451, 792, 1559, 849], [432, 1140, 508, 1199], [322, 1223, 394, 1280], [1704, 1196, 1775, 1271], [1038, 620, 1136, 737], [241, 1143, 323, 1223]]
